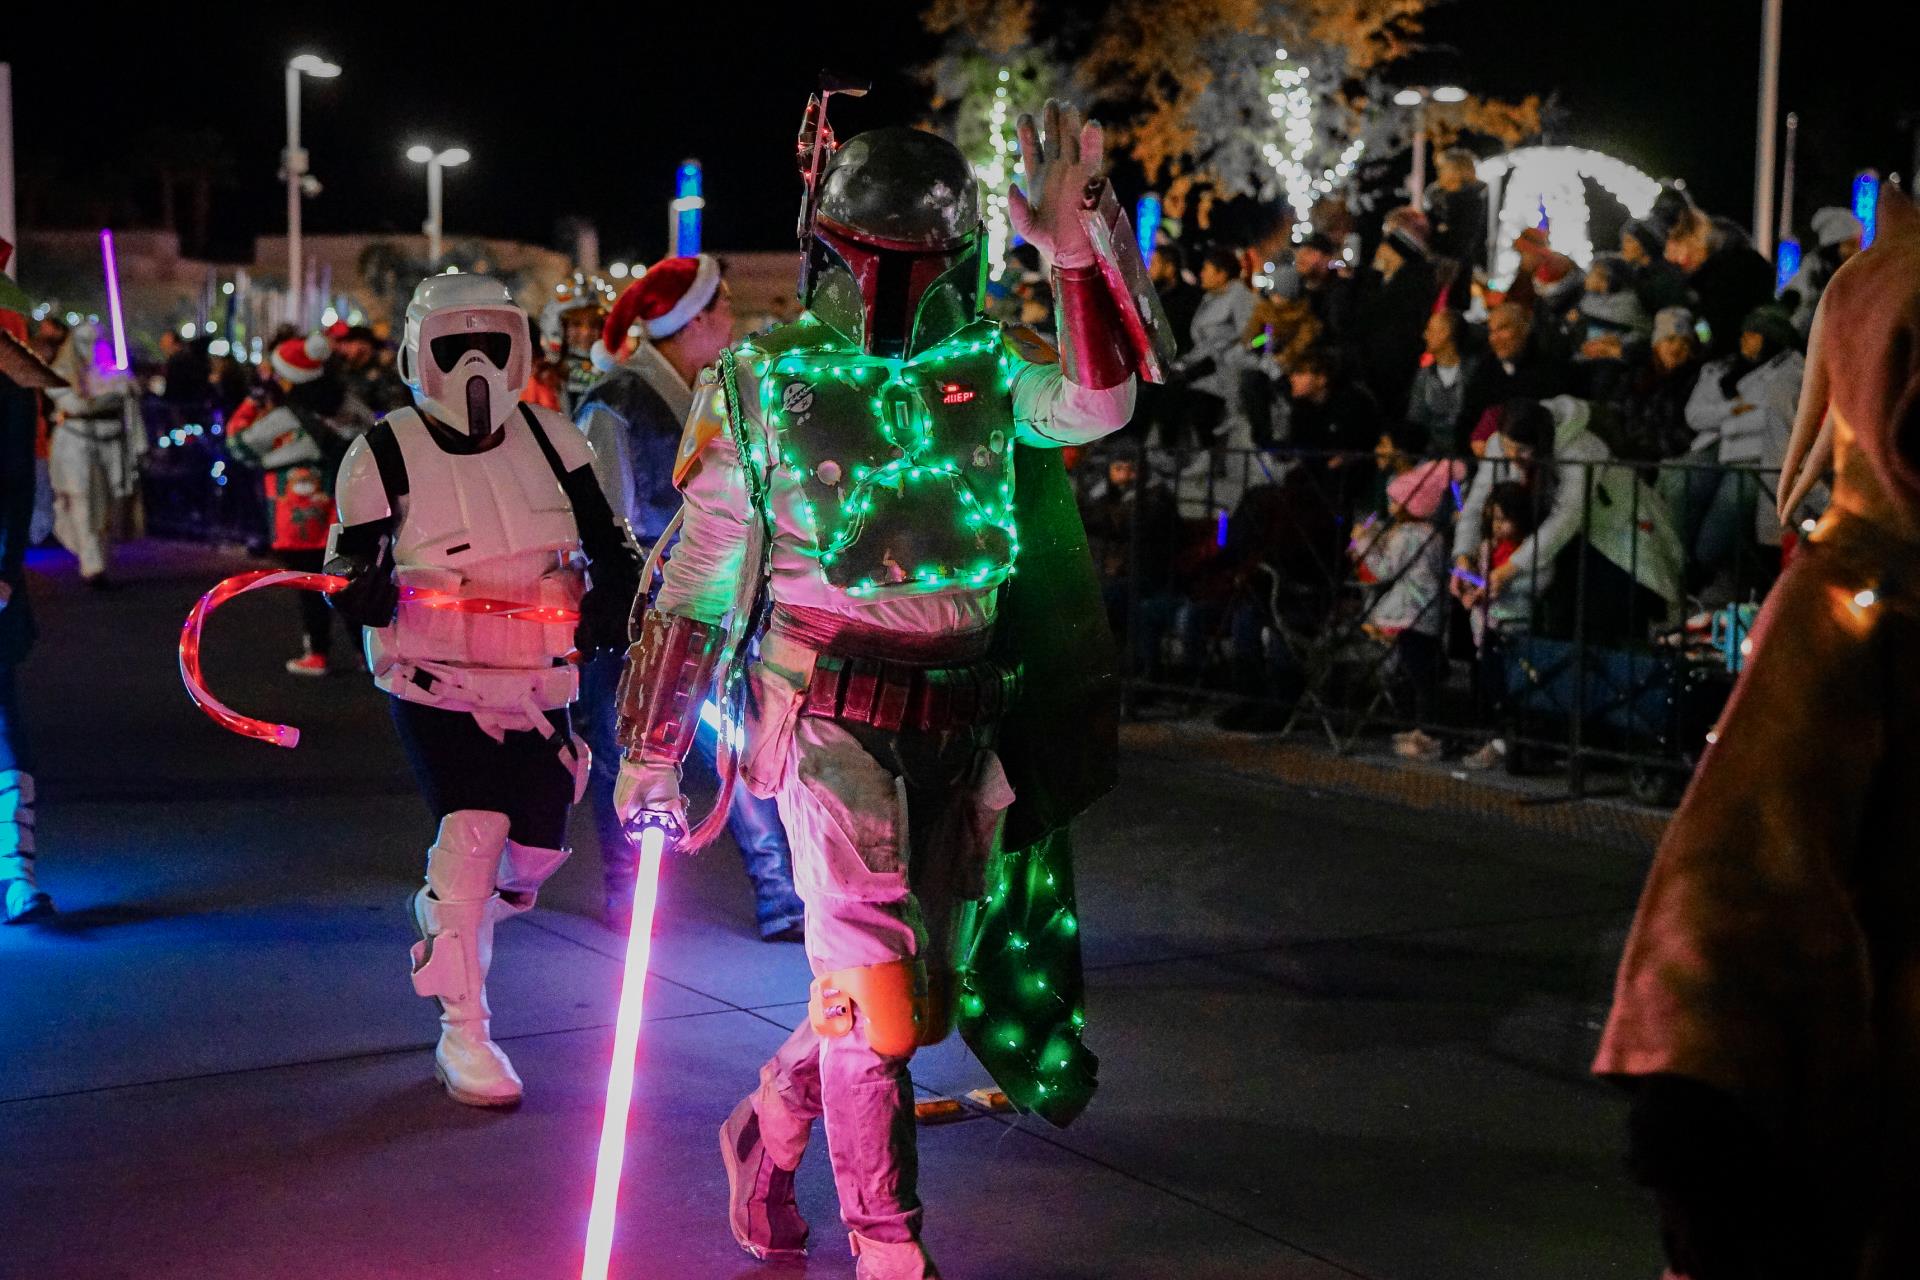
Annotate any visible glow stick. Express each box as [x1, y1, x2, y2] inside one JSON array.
[[581, 823, 669, 1280], [181, 569, 584, 746], [100, 229, 129, 371]]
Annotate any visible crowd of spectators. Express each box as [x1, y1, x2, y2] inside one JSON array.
[[1079, 160, 1865, 772]]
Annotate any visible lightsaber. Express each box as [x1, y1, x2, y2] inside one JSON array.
[[582, 820, 670, 1280], [180, 569, 582, 746], [100, 228, 129, 371]]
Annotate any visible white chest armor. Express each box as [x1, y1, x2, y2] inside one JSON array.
[[365, 408, 584, 718]]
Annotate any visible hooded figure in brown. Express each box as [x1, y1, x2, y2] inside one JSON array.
[[1594, 185, 1920, 1280]]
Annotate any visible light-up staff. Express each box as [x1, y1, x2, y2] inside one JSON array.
[[180, 568, 580, 747], [99, 228, 128, 371]]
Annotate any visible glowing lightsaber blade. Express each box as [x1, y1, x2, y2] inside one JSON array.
[[581, 821, 669, 1280], [100, 229, 129, 371]]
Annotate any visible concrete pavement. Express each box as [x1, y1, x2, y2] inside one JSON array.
[[0, 541, 1665, 1279]]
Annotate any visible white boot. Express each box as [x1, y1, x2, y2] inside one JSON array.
[[409, 810, 522, 1107], [2, 771, 54, 925]]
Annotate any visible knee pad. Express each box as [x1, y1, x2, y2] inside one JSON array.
[[426, 810, 512, 903], [809, 959, 935, 1059], [495, 840, 570, 917]]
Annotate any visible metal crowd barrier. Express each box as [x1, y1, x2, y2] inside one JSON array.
[[1071, 440, 1786, 806]]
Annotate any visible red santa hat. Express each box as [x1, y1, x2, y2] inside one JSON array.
[[602, 254, 721, 353], [272, 332, 331, 385]]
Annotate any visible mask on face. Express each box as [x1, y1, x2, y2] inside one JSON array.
[[398, 274, 533, 439]]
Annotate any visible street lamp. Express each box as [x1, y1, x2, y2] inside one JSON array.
[[285, 53, 340, 329], [407, 145, 470, 269], [1393, 84, 1466, 208]]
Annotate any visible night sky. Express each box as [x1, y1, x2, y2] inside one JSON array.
[[7, 2, 1914, 263]]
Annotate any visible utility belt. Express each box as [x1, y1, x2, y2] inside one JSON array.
[[799, 652, 1018, 735]]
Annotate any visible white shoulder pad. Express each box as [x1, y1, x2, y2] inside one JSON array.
[[333, 436, 391, 525], [525, 403, 595, 472]]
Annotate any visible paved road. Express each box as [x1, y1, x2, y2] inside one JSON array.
[[1, 542, 1665, 1280]]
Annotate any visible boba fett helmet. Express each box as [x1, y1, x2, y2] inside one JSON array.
[[801, 126, 986, 358]]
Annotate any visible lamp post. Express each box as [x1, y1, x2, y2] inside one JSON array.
[[1393, 84, 1467, 209], [1754, 0, 1784, 257], [407, 145, 471, 269], [285, 53, 340, 328]]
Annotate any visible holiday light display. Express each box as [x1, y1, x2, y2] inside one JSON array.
[[1477, 146, 1662, 284], [1260, 47, 1367, 240], [739, 321, 1024, 599]]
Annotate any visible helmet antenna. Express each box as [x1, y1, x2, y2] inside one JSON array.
[[796, 70, 870, 297]]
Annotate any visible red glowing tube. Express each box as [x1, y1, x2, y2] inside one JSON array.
[[581, 822, 669, 1279], [180, 570, 584, 746]]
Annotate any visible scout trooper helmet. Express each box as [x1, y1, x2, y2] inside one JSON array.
[[398, 274, 532, 438]]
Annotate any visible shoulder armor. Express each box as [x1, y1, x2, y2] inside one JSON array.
[[672, 381, 731, 489], [333, 435, 391, 525]]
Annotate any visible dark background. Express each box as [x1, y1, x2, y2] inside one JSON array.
[[5, 1, 1913, 262]]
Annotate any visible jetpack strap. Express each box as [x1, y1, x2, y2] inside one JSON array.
[[516, 403, 574, 489]]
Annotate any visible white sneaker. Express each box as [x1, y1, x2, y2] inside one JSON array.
[[1463, 739, 1507, 770]]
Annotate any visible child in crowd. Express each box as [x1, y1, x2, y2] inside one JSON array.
[[1459, 482, 1541, 769], [1571, 253, 1652, 401], [1352, 457, 1461, 760]]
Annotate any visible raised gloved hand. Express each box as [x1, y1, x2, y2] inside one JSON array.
[[613, 757, 688, 847], [1008, 98, 1106, 271]]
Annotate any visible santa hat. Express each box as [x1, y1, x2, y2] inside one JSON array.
[[1514, 226, 1552, 255], [272, 332, 331, 384], [602, 254, 721, 352]]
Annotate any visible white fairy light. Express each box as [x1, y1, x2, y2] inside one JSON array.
[[1477, 146, 1661, 285]]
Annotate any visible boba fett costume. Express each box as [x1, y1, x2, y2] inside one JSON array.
[[614, 100, 1148, 1277]]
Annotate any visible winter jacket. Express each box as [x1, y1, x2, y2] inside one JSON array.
[[1405, 355, 1480, 456], [1357, 519, 1448, 636], [1686, 246, 1777, 361], [1354, 257, 1440, 418], [1455, 342, 1573, 447], [1425, 181, 1490, 273], [1454, 396, 1684, 609], [1684, 349, 1804, 466], [1176, 281, 1258, 402], [575, 341, 691, 548]]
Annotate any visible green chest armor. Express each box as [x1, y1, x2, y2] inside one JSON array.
[[754, 320, 1021, 600]]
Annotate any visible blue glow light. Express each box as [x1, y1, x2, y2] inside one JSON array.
[[1854, 171, 1880, 249], [1774, 237, 1802, 294], [1134, 193, 1162, 261], [674, 159, 703, 258], [1215, 507, 1229, 548]]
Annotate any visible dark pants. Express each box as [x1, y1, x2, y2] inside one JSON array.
[[1385, 629, 1445, 725], [277, 548, 334, 657], [0, 663, 31, 773], [389, 698, 575, 850], [579, 652, 803, 936]]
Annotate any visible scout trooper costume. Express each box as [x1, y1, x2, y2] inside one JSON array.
[[325, 274, 639, 1107], [614, 103, 1138, 1277]]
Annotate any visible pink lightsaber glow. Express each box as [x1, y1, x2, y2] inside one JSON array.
[[581, 821, 669, 1280], [99, 229, 129, 371]]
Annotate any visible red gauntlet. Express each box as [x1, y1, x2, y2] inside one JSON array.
[[1051, 262, 1134, 391]]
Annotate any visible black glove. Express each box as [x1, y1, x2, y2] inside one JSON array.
[[573, 582, 632, 658], [1627, 1075, 1781, 1280], [323, 526, 397, 628]]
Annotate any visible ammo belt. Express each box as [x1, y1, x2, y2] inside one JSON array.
[[800, 652, 1019, 734]]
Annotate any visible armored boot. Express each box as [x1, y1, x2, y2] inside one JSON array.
[[409, 810, 522, 1107], [719, 1091, 811, 1260], [1, 771, 54, 924], [721, 1022, 823, 1259], [850, 1232, 943, 1280]]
